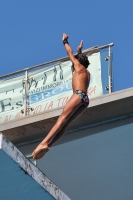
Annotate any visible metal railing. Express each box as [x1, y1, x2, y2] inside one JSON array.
[[0, 43, 114, 79], [0, 43, 114, 117]]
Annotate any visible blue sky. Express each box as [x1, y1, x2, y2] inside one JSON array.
[[0, 0, 133, 92]]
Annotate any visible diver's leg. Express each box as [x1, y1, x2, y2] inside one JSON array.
[[32, 94, 83, 159], [48, 106, 87, 147]]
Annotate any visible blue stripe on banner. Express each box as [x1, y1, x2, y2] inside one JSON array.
[[28, 81, 72, 105]]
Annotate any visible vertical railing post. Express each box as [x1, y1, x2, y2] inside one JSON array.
[[24, 70, 28, 116], [108, 45, 112, 93]]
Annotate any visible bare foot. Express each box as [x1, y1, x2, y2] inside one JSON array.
[[32, 143, 50, 160]]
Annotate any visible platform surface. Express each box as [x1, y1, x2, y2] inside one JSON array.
[[0, 87, 133, 145]]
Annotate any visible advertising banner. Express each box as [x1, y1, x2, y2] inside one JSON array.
[[0, 52, 103, 124]]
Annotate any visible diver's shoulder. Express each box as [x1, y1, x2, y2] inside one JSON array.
[[86, 69, 90, 75], [86, 69, 90, 80]]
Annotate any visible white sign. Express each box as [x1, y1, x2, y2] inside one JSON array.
[[0, 52, 103, 124]]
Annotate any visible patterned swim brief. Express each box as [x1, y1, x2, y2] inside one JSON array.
[[74, 90, 89, 107]]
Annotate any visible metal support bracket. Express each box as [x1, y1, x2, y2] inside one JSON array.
[[22, 72, 35, 116], [26, 154, 37, 166]]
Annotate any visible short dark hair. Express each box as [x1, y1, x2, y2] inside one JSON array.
[[75, 53, 90, 68]]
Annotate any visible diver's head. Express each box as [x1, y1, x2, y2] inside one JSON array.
[[75, 53, 90, 69]]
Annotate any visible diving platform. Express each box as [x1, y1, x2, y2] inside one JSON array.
[[0, 87, 133, 146], [0, 133, 70, 200]]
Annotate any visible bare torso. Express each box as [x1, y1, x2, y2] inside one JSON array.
[[72, 66, 90, 93]]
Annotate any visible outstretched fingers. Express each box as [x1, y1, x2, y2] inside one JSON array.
[[62, 33, 69, 41], [80, 40, 83, 47], [77, 40, 83, 53]]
